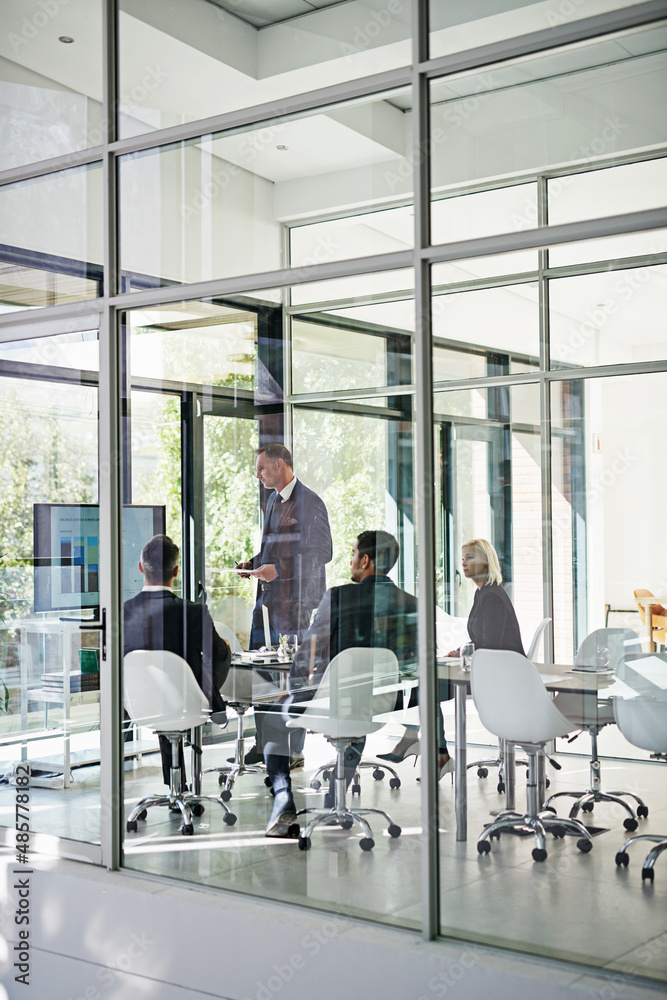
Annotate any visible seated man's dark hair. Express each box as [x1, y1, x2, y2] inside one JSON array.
[[356, 530, 399, 575], [255, 442, 293, 467], [141, 534, 179, 585]]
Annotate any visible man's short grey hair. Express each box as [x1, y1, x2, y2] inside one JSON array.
[[255, 442, 293, 467]]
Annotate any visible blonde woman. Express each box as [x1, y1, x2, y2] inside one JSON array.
[[448, 539, 525, 655]]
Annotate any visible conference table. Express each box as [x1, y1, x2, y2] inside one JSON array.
[[436, 658, 617, 842]]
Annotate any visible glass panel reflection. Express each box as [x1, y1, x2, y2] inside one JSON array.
[[121, 295, 420, 928], [0, 339, 100, 844]]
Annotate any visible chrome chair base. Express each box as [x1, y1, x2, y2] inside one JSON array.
[[615, 833, 667, 881], [127, 732, 236, 834], [309, 758, 401, 793], [203, 706, 265, 800], [298, 741, 402, 852]]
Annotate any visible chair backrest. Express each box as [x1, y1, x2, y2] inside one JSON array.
[[633, 588, 666, 625], [471, 649, 574, 744], [614, 694, 667, 754], [575, 628, 642, 671], [214, 621, 243, 654], [526, 617, 551, 660], [124, 650, 209, 732], [293, 647, 399, 739]]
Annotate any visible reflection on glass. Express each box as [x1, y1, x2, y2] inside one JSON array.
[[119, 88, 410, 287], [549, 264, 667, 369], [0, 164, 103, 312], [291, 206, 414, 269], [432, 185, 535, 246], [118, 0, 411, 138], [0, 358, 100, 844], [0, 1, 103, 170]]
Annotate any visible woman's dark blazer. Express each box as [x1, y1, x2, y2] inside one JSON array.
[[467, 582, 525, 655]]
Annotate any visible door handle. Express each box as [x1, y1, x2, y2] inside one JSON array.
[[80, 607, 107, 661]]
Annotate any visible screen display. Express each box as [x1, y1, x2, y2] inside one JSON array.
[[33, 504, 166, 614]]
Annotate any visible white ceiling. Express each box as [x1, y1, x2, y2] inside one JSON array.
[[207, 0, 349, 29]]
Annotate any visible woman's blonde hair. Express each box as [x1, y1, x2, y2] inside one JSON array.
[[462, 538, 503, 585]]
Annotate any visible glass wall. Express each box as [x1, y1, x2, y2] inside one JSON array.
[[1, 0, 666, 988], [0, 329, 101, 845]]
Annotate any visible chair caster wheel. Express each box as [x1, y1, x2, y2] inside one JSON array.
[[359, 838, 374, 851], [352, 783, 361, 795], [477, 767, 488, 778], [310, 779, 321, 790], [389, 777, 401, 790], [218, 773, 226, 786], [341, 819, 353, 830], [181, 824, 194, 836], [577, 839, 592, 853], [220, 789, 232, 802], [264, 776, 272, 788], [477, 841, 491, 855], [223, 812, 237, 826], [623, 817, 638, 832], [388, 824, 401, 838], [532, 848, 547, 862], [637, 805, 649, 819], [490, 830, 501, 841], [551, 825, 565, 839], [372, 768, 384, 780], [126, 820, 138, 833], [545, 778, 551, 788], [322, 770, 331, 781], [615, 851, 629, 867], [288, 823, 300, 838], [497, 781, 505, 794], [137, 809, 147, 821], [581, 802, 594, 813], [298, 836, 311, 851], [192, 803, 205, 816], [641, 867, 654, 882]]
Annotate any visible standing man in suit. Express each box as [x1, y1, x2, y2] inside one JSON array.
[[124, 534, 231, 790], [260, 530, 418, 836], [236, 443, 332, 768]]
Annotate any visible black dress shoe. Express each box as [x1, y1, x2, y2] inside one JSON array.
[[265, 799, 299, 838], [227, 743, 264, 765]]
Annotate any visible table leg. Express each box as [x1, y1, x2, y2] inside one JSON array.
[[504, 740, 516, 813], [191, 726, 202, 795], [454, 682, 467, 841], [645, 602, 655, 653]]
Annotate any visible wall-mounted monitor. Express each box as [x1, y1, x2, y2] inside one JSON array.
[[33, 504, 166, 614]]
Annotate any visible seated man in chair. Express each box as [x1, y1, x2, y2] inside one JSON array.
[[260, 529, 417, 837], [124, 534, 231, 791]]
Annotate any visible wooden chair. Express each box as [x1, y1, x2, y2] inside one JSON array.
[[633, 589, 666, 646]]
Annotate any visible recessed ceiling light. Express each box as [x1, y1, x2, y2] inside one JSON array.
[[276, 145, 289, 151], [58, 36, 74, 43]]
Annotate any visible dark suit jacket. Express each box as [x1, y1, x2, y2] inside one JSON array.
[[467, 582, 525, 655], [251, 479, 332, 635], [123, 589, 230, 715], [288, 575, 418, 701]]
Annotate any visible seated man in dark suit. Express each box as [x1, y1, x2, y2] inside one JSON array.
[[260, 530, 417, 837], [124, 534, 231, 790]]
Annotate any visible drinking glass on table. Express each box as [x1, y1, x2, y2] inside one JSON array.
[[460, 642, 474, 671]]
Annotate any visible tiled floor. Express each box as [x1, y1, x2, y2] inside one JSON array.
[[2, 713, 666, 986]]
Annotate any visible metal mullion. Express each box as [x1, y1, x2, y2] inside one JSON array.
[[108, 67, 411, 158], [0, 302, 104, 337], [424, 207, 667, 263], [412, 0, 439, 946], [99, 0, 121, 873], [288, 384, 414, 405], [419, 0, 667, 78], [0, 148, 104, 188], [544, 253, 667, 280], [546, 359, 667, 381]]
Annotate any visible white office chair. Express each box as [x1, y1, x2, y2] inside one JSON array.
[[124, 650, 236, 834], [471, 649, 593, 862], [467, 618, 552, 792], [545, 628, 647, 831], [287, 647, 403, 852], [202, 622, 282, 800], [614, 691, 667, 882]]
